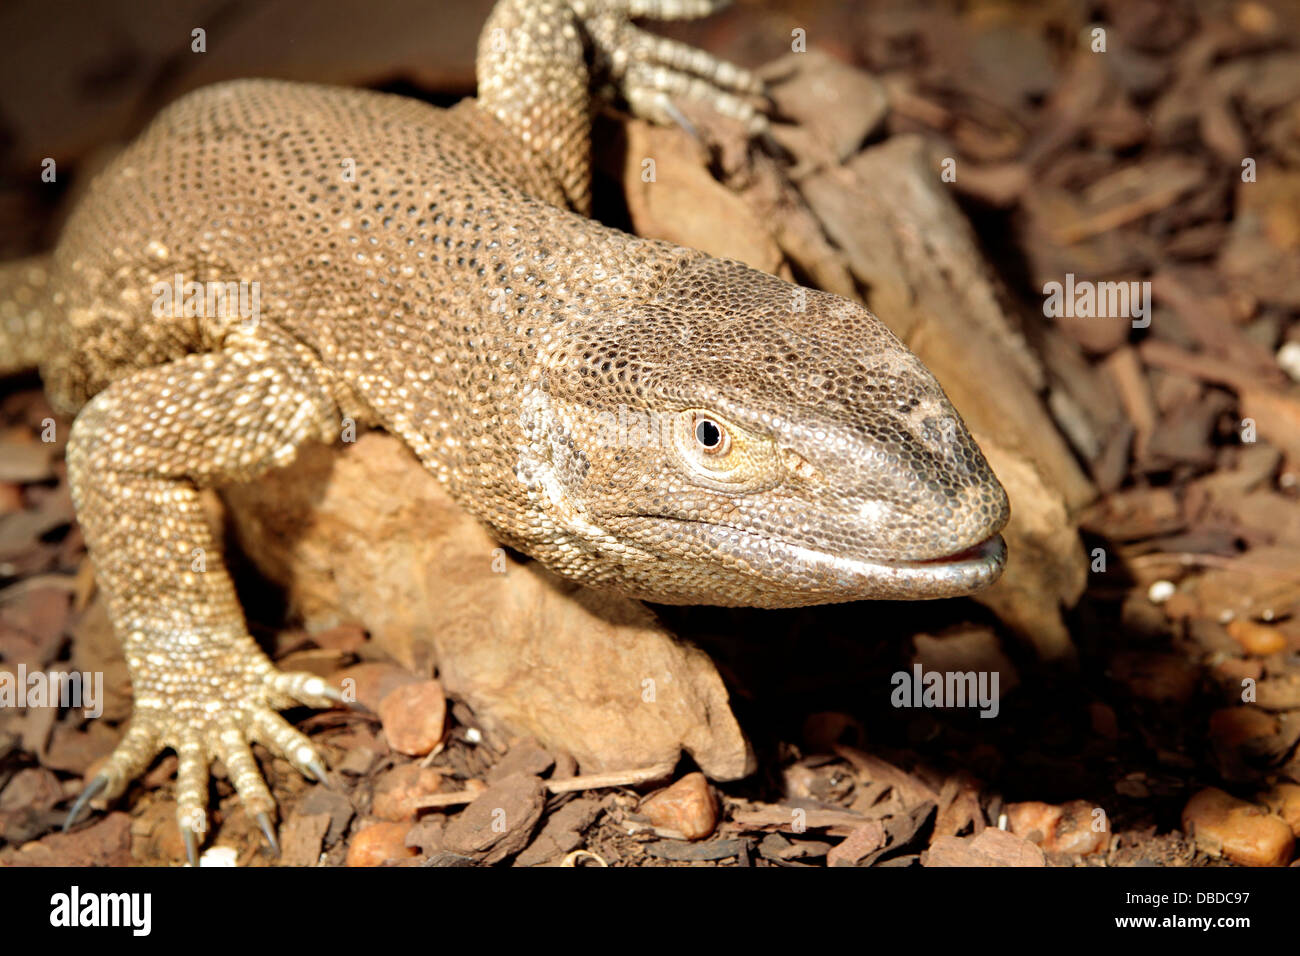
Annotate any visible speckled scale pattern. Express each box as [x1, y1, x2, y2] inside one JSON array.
[[0, 0, 1008, 853], [535, 256, 1008, 604]]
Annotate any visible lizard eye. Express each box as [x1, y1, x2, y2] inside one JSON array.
[[672, 409, 780, 490], [694, 416, 729, 455]]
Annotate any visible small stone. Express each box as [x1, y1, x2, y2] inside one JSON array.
[[378, 679, 447, 756], [1277, 341, 1300, 383], [639, 772, 717, 841], [1208, 707, 1279, 750], [1182, 787, 1294, 866], [371, 764, 446, 821], [345, 821, 417, 867], [1226, 618, 1288, 656], [198, 846, 239, 867], [1005, 800, 1108, 856], [1147, 580, 1176, 604], [1260, 783, 1300, 837]]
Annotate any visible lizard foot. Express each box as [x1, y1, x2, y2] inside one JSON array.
[[579, 0, 770, 135], [65, 653, 341, 865]]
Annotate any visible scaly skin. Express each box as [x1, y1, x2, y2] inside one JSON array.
[[0, 0, 1009, 861]]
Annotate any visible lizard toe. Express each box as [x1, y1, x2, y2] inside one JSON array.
[[247, 706, 331, 785], [64, 714, 166, 829], [265, 668, 345, 710], [585, 10, 769, 135], [622, 64, 769, 135]]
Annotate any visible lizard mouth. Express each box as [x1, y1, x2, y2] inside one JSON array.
[[614, 514, 1007, 604], [744, 529, 1007, 600]]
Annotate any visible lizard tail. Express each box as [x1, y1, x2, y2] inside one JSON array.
[[0, 254, 54, 375]]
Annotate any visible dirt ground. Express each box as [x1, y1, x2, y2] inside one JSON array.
[[2, 0, 1299, 867]]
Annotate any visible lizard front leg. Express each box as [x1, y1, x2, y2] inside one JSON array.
[[63, 347, 344, 863]]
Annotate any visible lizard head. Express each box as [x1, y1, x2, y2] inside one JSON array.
[[524, 253, 1010, 608]]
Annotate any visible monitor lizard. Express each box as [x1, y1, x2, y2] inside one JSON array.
[[0, 0, 1010, 863]]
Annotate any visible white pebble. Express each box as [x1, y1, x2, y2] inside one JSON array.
[[199, 846, 239, 867], [1277, 341, 1300, 383], [1147, 580, 1176, 604]]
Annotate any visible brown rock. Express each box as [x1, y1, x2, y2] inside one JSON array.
[[378, 679, 446, 756], [1005, 800, 1108, 856], [1227, 618, 1288, 657], [640, 772, 718, 841], [1260, 783, 1300, 837], [1182, 787, 1294, 866], [1208, 707, 1283, 780], [443, 772, 546, 864], [925, 828, 1046, 867], [224, 435, 753, 781], [1256, 675, 1300, 711], [345, 821, 417, 867], [969, 441, 1087, 661]]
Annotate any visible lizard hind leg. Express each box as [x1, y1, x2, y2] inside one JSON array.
[[62, 348, 344, 862]]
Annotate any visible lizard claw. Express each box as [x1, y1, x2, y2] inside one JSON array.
[[256, 812, 281, 856], [305, 757, 330, 786], [183, 826, 200, 867], [63, 772, 109, 831]]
